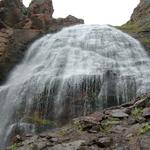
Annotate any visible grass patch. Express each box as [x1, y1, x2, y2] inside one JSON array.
[[25, 115, 56, 127], [131, 107, 143, 120], [100, 117, 120, 133], [117, 22, 140, 33], [8, 144, 18, 150], [138, 124, 150, 134]]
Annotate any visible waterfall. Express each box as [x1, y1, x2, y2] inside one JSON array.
[[0, 24, 150, 148]]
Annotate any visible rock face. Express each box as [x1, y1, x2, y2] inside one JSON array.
[[0, 0, 27, 27], [119, 0, 150, 52], [0, 29, 41, 83], [0, 0, 84, 84], [131, 0, 150, 24]]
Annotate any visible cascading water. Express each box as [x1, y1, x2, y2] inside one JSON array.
[[0, 24, 150, 148]]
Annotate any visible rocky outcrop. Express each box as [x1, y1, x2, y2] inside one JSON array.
[[118, 0, 150, 52], [28, 0, 54, 18], [0, 0, 84, 84], [0, 0, 27, 28], [8, 93, 150, 150], [131, 0, 150, 24]]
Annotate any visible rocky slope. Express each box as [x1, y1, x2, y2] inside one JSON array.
[[0, 0, 84, 84], [7, 94, 150, 150], [118, 0, 150, 52]]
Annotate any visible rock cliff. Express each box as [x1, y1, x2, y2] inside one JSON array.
[[0, 0, 84, 84], [118, 0, 150, 52]]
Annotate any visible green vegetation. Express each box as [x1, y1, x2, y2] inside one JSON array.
[[25, 115, 56, 127], [138, 123, 150, 134], [131, 107, 143, 120], [8, 144, 18, 150], [100, 117, 120, 133], [117, 21, 150, 34], [142, 38, 150, 45], [117, 22, 139, 33], [73, 120, 84, 132]]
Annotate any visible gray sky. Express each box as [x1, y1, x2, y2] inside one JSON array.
[[23, 0, 140, 25]]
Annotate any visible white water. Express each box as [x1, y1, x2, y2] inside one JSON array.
[[0, 24, 150, 148]]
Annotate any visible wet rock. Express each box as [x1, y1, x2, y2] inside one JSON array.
[[111, 109, 129, 118], [143, 107, 150, 118]]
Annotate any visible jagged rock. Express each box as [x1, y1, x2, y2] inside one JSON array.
[[28, 0, 54, 18], [0, 0, 27, 27], [131, 0, 150, 24], [49, 16, 84, 32], [143, 107, 150, 118]]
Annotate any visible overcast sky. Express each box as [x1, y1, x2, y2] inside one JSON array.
[[23, 0, 140, 25]]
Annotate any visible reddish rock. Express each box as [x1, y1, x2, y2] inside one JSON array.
[[73, 112, 104, 131], [28, 0, 54, 18]]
